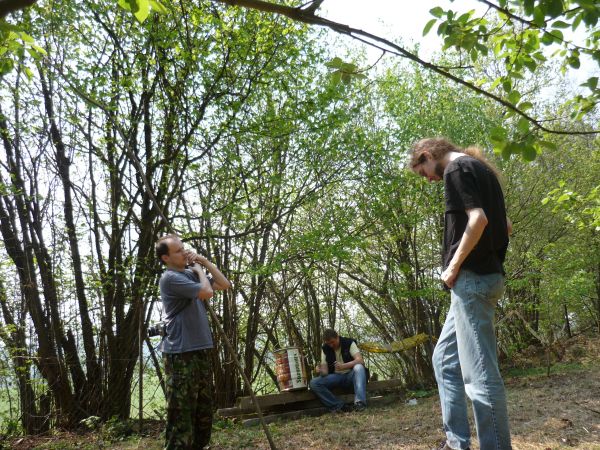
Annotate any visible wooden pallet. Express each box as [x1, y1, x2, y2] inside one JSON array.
[[217, 378, 404, 425]]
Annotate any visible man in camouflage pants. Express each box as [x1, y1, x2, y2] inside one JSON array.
[[163, 351, 213, 448], [156, 235, 231, 450]]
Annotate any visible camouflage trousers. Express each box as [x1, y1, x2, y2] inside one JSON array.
[[163, 349, 213, 450]]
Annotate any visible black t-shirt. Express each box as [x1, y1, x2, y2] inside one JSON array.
[[443, 156, 509, 275]]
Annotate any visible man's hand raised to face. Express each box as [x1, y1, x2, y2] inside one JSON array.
[[184, 249, 208, 266]]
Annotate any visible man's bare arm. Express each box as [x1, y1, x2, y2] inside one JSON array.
[[441, 207, 488, 288], [186, 250, 232, 291], [190, 263, 214, 300]]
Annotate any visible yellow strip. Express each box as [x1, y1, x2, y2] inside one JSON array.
[[359, 333, 433, 353]]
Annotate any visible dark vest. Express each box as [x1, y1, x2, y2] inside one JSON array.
[[322, 336, 357, 375]]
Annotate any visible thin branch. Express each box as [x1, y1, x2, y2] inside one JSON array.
[[475, 0, 595, 53]]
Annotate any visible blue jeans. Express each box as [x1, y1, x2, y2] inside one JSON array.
[[309, 364, 367, 410], [433, 270, 512, 450]]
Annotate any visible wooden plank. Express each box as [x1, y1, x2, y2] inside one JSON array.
[[241, 394, 402, 427], [242, 406, 328, 427], [236, 389, 315, 409], [236, 378, 403, 411], [217, 406, 244, 418], [219, 394, 356, 418]]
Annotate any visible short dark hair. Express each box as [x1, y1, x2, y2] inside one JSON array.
[[155, 234, 178, 265], [323, 328, 338, 341]]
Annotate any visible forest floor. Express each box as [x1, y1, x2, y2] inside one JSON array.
[[6, 333, 600, 450]]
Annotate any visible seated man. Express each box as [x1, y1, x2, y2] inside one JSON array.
[[309, 328, 368, 412]]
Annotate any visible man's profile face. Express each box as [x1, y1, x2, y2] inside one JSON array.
[[325, 336, 340, 350], [413, 152, 444, 182], [162, 237, 187, 270]]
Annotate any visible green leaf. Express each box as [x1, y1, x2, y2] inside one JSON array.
[[518, 101, 533, 111], [521, 144, 537, 162], [572, 12, 583, 30], [0, 58, 14, 77], [508, 90, 521, 104], [325, 57, 344, 69], [134, 0, 150, 23], [510, 71, 525, 80], [430, 7, 444, 18], [118, 0, 137, 13], [470, 48, 478, 62], [546, 0, 564, 19], [502, 141, 519, 160], [490, 77, 502, 90], [149, 0, 168, 14], [475, 42, 488, 56], [540, 33, 554, 45], [580, 77, 598, 90], [550, 29, 563, 42], [533, 6, 546, 27], [541, 32, 554, 45], [557, 193, 571, 203], [551, 20, 569, 28], [30, 44, 47, 56], [523, 58, 537, 72], [539, 140, 558, 151], [524, 0, 535, 15], [517, 117, 530, 134], [457, 12, 471, 23], [19, 32, 34, 43], [567, 55, 580, 69], [423, 19, 437, 36], [490, 126, 507, 143], [330, 71, 342, 86]]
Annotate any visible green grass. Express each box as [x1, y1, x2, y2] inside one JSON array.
[[503, 361, 591, 378], [129, 370, 166, 419]]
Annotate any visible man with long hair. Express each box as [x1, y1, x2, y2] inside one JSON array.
[[410, 138, 512, 450]]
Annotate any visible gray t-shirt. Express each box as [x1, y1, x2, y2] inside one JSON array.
[[159, 268, 213, 354]]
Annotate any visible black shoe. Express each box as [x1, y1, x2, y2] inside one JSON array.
[[353, 401, 367, 412], [330, 403, 353, 413]]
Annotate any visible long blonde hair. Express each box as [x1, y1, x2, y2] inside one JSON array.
[[409, 137, 502, 181]]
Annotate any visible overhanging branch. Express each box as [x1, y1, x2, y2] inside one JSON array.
[[211, 0, 598, 136]]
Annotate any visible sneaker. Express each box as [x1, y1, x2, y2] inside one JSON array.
[[353, 401, 367, 412], [432, 442, 470, 450]]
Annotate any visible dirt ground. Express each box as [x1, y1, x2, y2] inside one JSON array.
[[6, 334, 600, 450]]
